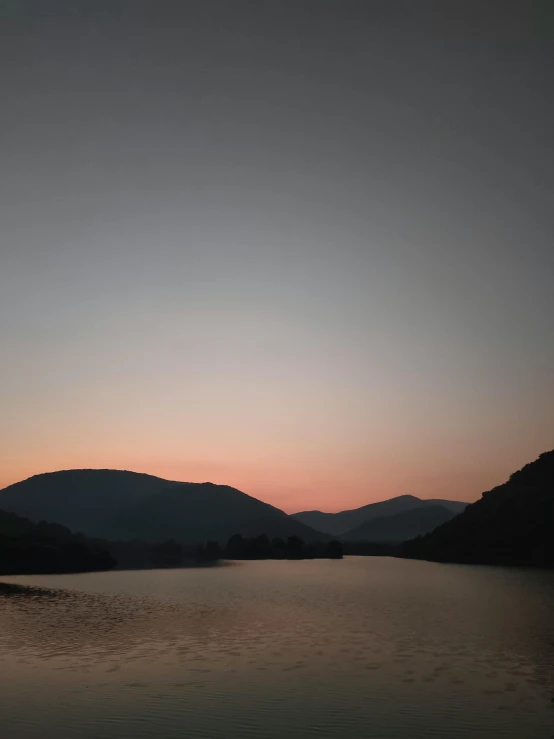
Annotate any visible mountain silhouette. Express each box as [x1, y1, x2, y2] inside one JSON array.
[[342, 504, 458, 542], [0, 470, 325, 544], [106, 482, 326, 543], [403, 450, 554, 567], [0, 470, 178, 535], [293, 495, 466, 536]]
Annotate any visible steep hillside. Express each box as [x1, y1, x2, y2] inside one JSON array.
[[403, 451, 554, 567], [342, 504, 457, 542]]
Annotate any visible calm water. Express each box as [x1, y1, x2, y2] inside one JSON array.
[[1, 557, 554, 739]]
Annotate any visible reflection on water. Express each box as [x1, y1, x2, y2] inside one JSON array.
[[1, 558, 554, 738]]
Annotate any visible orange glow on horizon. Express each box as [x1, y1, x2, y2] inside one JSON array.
[[1, 441, 549, 514]]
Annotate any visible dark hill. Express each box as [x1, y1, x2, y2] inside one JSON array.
[[107, 482, 325, 544], [293, 495, 466, 536], [342, 504, 457, 542], [403, 450, 554, 567], [0, 509, 115, 575], [0, 470, 325, 544], [0, 469, 177, 535]]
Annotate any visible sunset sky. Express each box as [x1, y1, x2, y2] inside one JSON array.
[[1, 1, 553, 512]]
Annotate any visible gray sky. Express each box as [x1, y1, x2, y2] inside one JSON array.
[[1, 0, 553, 510]]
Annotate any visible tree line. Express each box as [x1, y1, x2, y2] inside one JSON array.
[[150, 534, 343, 567]]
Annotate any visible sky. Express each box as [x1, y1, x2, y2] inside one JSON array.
[[1, 0, 553, 512]]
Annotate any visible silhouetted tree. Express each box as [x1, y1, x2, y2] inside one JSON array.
[[324, 540, 344, 559], [204, 540, 222, 561], [248, 534, 271, 558], [271, 537, 287, 559], [225, 533, 246, 559], [286, 536, 305, 559], [151, 539, 183, 568], [219, 532, 346, 561]]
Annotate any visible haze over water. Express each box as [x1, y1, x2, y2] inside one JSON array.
[[2, 558, 554, 739]]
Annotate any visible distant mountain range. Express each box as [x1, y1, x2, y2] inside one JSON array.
[[0, 469, 469, 547], [292, 495, 467, 539], [342, 504, 459, 543], [1, 451, 552, 568], [403, 450, 554, 567], [0, 470, 325, 544]]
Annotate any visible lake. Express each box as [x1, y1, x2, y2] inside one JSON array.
[[1, 557, 553, 738]]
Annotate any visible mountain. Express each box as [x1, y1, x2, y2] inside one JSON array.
[[106, 482, 327, 543], [0, 508, 115, 575], [426, 499, 468, 514], [292, 495, 467, 536], [342, 504, 458, 542], [403, 450, 554, 567], [0, 470, 325, 544], [0, 470, 179, 535]]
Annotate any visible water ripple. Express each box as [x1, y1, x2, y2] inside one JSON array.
[[1, 558, 554, 738]]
